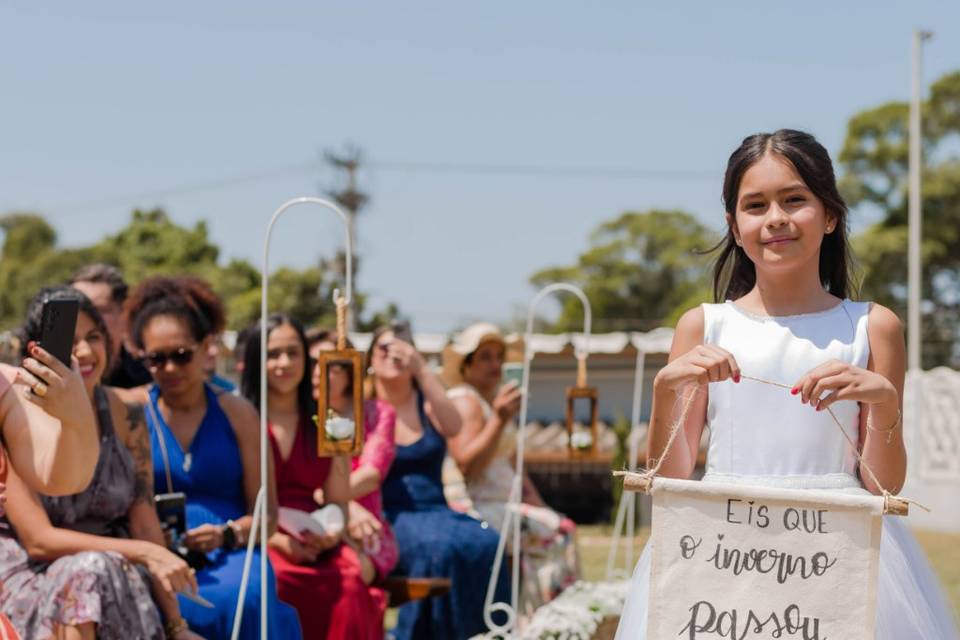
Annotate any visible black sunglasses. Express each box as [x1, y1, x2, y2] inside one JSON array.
[[142, 346, 197, 369]]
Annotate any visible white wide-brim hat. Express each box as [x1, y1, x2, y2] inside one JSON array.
[[441, 322, 507, 387]]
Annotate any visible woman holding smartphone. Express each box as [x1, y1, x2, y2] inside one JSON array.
[[371, 324, 508, 640], [443, 322, 580, 617], [0, 287, 200, 640]]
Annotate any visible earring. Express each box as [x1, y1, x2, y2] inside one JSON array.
[[366, 367, 375, 375]]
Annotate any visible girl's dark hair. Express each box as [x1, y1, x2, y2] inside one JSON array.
[[20, 286, 112, 371], [241, 314, 316, 418], [714, 129, 854, 302], [124, 276, 226, 350]]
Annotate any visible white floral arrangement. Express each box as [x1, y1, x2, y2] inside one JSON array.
[[472, 580, 628, 640], [313, 410, 355, 441], [570, 431, 594, 451]]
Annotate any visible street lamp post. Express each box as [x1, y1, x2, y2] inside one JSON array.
[[908, 28, 933, 372]]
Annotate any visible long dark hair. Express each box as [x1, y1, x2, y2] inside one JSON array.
[[241, 314, 315, 419], [713, 129, 854, 302], [20, 286, 112, 372]]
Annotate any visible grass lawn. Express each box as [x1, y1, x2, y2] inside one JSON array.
[[578, 524, 960, 614], [386, 524, 960, 631]]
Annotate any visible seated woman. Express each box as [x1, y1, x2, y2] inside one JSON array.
[[370, 325, 509, 640], [242, 316, 385, 639], [444, 323, 580, 617], [0, 287, 200, 640], [126, 276, 301, 640], [307, 329, 399, 585]]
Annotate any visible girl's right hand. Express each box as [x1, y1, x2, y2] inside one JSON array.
[[654, 345, 741, 392], [138, 543, 198, 596]]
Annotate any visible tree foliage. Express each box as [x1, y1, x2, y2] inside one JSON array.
[[839, 70, 960, 367], [530, 210, 717, 332], [0, 209, 395, 333]]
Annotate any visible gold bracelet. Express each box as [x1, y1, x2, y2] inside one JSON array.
[[867, 407, 901, 445], [164, 617, 189, 638]]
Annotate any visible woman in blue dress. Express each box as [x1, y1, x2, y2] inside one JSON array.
[[125, 276, 302, 639], [368, 325, 509, 639]]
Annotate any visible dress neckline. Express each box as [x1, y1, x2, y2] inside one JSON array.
[[725, 298, 849, 322]]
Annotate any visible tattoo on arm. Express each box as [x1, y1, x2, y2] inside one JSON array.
[[124, 403, 155, 504]]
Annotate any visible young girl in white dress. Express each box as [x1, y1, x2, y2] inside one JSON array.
[[615, 129, 958, 639]]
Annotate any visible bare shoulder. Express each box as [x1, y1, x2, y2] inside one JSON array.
[[670, 306, 706, 357], [867, 303, 905, 342], [217, 393, 260, 439], [104, 386, 146, 440], [675, 306, 705, 337], [450, 391, 483, 419]]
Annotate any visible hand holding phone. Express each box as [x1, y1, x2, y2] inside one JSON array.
[[501, 362, 524, 390]]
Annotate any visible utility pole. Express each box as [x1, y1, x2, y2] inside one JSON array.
[[908, 29, 933, 372], [324, 144, 368, 331]]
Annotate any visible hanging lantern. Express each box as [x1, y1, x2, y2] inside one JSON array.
[[315, 296, 365, 457], [565, 353, 599, 459]]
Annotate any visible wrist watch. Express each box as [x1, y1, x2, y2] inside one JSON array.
[[221, 520, 238, 550]]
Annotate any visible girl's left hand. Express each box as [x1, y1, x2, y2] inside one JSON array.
[[792, 359, 897, 412]]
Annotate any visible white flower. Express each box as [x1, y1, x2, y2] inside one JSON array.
[[325, 416, 355, 441], [570, 431, 593, 450]]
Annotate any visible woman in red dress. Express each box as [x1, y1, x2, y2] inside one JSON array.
[[240, 314, 385, 639]]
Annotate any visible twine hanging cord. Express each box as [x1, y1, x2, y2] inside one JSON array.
[[615, 374, 928, 515], [335, 295, 347, 351]]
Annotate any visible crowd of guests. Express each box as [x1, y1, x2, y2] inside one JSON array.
[[0, 264, 580, 639]]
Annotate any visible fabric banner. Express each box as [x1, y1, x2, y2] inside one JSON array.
[[646, 477, 883, 640]]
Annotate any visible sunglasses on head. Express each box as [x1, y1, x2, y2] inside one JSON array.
[[142, 346, 197, 369]]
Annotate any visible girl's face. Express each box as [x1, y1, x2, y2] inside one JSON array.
[[73, 311, 108, 395], [140, 315, 209, 397], [266, 323, 305, 398], [729, 152, 836, 276], [462, 341, 505, 390], [311, 339, 349, 401]]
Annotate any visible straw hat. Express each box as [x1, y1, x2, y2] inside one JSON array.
[[441, 322, 506, 387]]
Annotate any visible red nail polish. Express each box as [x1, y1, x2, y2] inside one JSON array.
[[733, 374, 741, 383], [816, 405, 822, 412], [790, 388, 798, 395]]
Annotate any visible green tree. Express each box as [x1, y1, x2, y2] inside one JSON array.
[[839, 70, 960, 367], [530, 209, 717, 332], [0, 209, 397, 333]]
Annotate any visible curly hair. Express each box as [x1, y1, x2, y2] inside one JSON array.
[[124, 276, 225, 350]]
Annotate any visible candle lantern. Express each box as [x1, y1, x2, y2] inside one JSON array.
[[565, 353, 599, 459], [315, 296, 365, 456]]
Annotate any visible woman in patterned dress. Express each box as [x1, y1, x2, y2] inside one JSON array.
[[0, 287, 201, 640]]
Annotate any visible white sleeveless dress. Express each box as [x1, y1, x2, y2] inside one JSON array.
[[615, 300, 959, 639]]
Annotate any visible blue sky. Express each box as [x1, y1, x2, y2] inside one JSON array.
[[2, 2, 958, 330]]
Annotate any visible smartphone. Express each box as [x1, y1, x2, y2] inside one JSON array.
[[39, 296, 80, 366], [502, 362, 524, 389], [155, 492, 187, 539]]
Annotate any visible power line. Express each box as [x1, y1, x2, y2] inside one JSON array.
[[371, 159, 715, 180], [23, 157, 716, 213]]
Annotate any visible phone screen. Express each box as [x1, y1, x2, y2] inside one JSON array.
[[502, 362, 524, 389]]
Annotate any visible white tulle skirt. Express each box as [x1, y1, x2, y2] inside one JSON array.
[[615, 477, 959, 640]]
